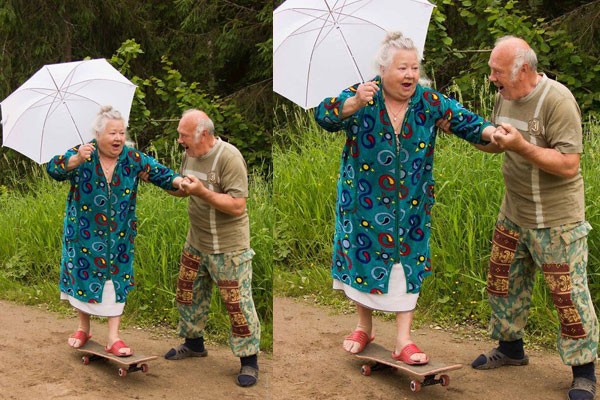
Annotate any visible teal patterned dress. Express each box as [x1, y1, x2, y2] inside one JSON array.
[[47, 140, 180, 304], [314, 77, 492, 295]]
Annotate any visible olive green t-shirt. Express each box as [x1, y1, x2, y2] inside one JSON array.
[[493, 74, 584, 228], [180, 138, 250, 253]]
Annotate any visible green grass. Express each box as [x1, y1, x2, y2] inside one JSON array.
[[274, 105, 600, 348], [0, 154, 273, 352]]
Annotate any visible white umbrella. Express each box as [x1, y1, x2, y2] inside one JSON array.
[[0, 58, 137, 164], [273, 0, 435, 109]]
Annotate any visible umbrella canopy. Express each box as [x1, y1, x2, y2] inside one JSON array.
[[273, 0, 435, 109], [1, 58, 137, 164]]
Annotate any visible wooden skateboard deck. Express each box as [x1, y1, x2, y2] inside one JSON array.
[[355, 343, 463, 392], [77, 340, 158, 377]]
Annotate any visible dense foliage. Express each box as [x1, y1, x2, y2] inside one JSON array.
[[425, 0, 599, 115], [0, 1, 272, 178]]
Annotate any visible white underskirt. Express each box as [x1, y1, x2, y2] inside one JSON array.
[[60, 280, 125, 317], [333, 263, 419, 312]]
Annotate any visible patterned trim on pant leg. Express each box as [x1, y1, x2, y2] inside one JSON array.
[[218, 280, 251, 337], [177, 250, 201, 305], [542, 263, 586, 339], [487, 224, 519, 297]]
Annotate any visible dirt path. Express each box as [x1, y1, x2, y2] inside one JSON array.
[[1, 296, 591, 400], [0, 300, 271, 400], [273, 296, 581, 400]]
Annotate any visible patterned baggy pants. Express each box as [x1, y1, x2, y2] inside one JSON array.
[[175, 244, 260, 357], [486, 214, 598, 366]]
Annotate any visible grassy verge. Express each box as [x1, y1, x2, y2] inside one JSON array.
[[0, 156, 273, 352], [274, 106, 600, 349]]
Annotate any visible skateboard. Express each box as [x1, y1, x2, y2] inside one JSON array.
[[355, 343, 463, 392], [77, 340, 158, 377]]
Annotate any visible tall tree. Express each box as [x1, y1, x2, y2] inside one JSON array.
[[0, 1, 273, 176], [170, 0, 272, 124]]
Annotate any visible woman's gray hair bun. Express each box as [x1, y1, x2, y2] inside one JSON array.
[[374, 31, 419, 70], [92, 105, 125, 135]]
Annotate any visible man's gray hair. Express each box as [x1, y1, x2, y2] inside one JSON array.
[[183, 109, 215, 140], [92, 105, 125, 135], [495, 35, 538, 79]]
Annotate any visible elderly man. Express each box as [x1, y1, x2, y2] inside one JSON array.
[[164, 109, 261, 388], [471, 36, 598, 400]]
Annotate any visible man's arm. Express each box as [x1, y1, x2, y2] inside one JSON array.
[[472, 142, 504, 153], [494, 122, 580, 178], [181, 174, 246, 217]]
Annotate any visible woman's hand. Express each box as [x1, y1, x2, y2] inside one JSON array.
[[77, 143, 95, 163], [341, 81, 380, 119], [67, 143, 95, 170], [355, 81, 380, 106]]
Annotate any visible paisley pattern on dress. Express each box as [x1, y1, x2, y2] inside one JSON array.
[[47, 140, 179, 303], [315, 77, 491, 295]]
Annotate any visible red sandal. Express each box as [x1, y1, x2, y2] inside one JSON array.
[[105, 340, 133, 357], [68, 330, 91, 348], [344, 330, 375, 353], [392, 343, 429, 365]]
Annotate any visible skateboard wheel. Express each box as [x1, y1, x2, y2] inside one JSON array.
[[440, 374, 450, 387], [141, 363, 149, 373], [81, 356, 90, 365], [360, 365, 371, 376], [118, 368, 127, 377], [410, 380, 421, 392]]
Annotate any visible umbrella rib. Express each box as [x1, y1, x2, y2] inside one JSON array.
[[326, 1, 365, 83], [38, 90, 64, 163], [58, 60, 133, 108], [330, 0, 388, 32], [274, 2, 385, 53], [9, 79, 134, 99], [331, 0, 434, 38], [63, 78, 135, 91], [3, 85, 110, 146], [326, 0, 365, 80], [3, 59, 136, 163], [331, 0, 433, 15], [60, 61, 83, 93], [19, 66, 63, 162], [275, 0, 392, 50], [63, 102, 86, 144], [1, 89, 61, 145], [303, 0, 367, 106], [274, 9, 332, 53], [4, 79, 134, 149], [37, 98, 85, 163], [304, 4, 339, 107]]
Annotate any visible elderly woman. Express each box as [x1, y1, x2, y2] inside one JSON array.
[[314, 32, 496, 364], [47, 105, 184, 356]]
